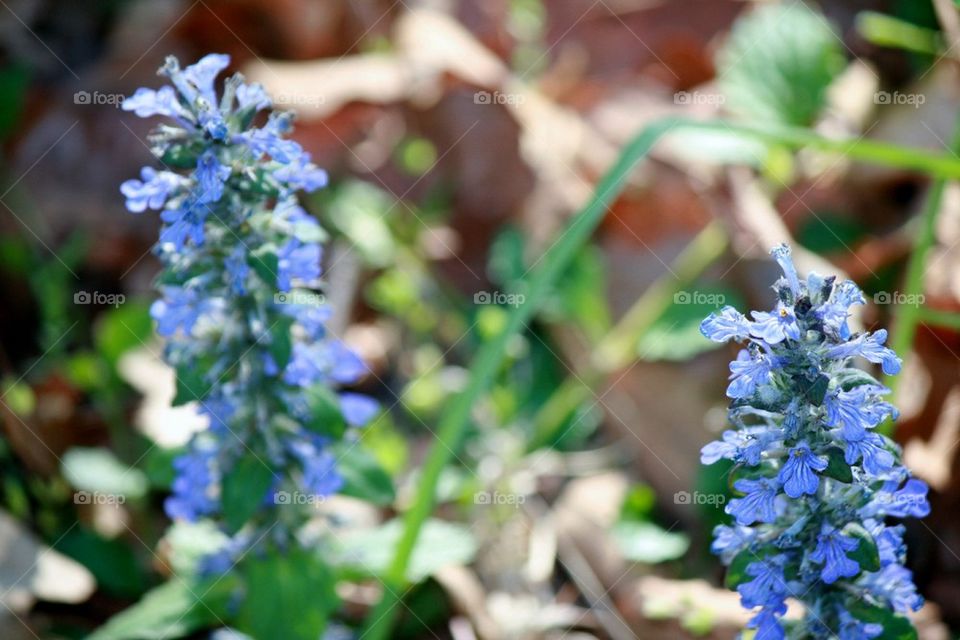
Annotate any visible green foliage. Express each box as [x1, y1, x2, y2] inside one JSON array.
[[856, 11, 942, 56], [822, 447, 854, 484], [94, 302, 153, 368], [172, 361, 214, 406], [329, 442, 396, 506], [334, 518, 477, 582], [302, 385, 348, 439], [88, 578, 231, 640], [843, 522, 881, 573], [326, 180, 397, 267], [612, 521, 690, 564], [55, 527, 147, 597], [221, 455, 275, 533], [61, 447, 148, 499], [846, 601, 918, 640], [718, 3, 845, 126], [0, 63, 28, 140], [235, 549, 338, 640]]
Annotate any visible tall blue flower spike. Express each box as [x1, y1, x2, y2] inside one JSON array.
[[121, 54, 378, 562], [701, 245, 928, 640]]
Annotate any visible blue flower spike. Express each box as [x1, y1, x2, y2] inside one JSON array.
[[700, 244, 928, 639], [121, 54, 379, 565]]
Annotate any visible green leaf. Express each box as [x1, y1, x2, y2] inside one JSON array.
[[555, 246, 611, 339], [142, 446, 183, 490], [619, 484, 657, 521], [94, 301, 153, 367], [235, 548, 337, 640], [330, 442, 395, 506], [327, 181, 396, 268], [488, 226, 527, 286], [249, 247, 279, 287], [802, 373, 830, 406], [718, 3, 845, 126], [856, 11, 942, 56], [303, 385, 347, 439], [333, 518, 476, 582], [172, 363, 213, 406], [846, 600, 918, 640], [61, 447, 148, 499], [822, 447, 853, 484], [0, 63, 28, 140], [87, 578, 229, 640], [843, 523, 881, 573], [724, 548, 756, 590], [723, 547, 782, 590], [55, 527, 146, 597], [221, 455, 276, 533], [267, 314, 294, 370], [612, 521, 690, 564], [160, 144, 199, 169]]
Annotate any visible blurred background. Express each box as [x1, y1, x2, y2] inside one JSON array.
[[2, 0, 960, 638]]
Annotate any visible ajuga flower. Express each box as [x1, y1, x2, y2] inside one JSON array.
[[700, 244, 927, 639], [122, 53, 378, 563]]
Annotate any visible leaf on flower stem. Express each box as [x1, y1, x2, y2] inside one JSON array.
[[222, 455, 276, 534], [303, 385, 347, 439], [159, 143, 200, 169], [846, 601, 918, 640], [801, 373, 830, 406], [724, 548, 756, 590], [172, 362, 214, 406], [842, 523, 881, 573], [248, 246, 279, 287], [267, 314, 294, 369], [822, 447, 854, 484], [330, 442, 395, 506]]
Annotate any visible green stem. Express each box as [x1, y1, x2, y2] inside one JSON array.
[[887, 115, 960, 422], [360, 116, 960, 639], [915, 307, 960, 331]]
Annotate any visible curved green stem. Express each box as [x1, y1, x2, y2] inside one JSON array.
[[885, 114, 960, 433], [360, 116, 960, 639]]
